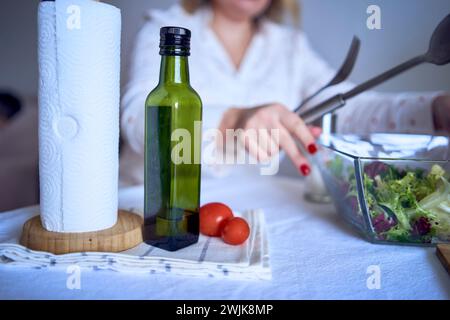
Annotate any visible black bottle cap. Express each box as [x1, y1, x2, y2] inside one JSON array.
[[159, 26, 191, 56]]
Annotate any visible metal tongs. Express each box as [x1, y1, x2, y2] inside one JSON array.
[[296, 14, 450, 125]]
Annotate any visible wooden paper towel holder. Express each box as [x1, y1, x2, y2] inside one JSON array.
[[20, 210, 144, 255]]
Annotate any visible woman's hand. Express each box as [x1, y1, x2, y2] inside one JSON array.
[[218, 103, 321, 176], [432, 95, 450, 134]]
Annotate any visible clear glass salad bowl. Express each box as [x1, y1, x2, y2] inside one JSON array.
[[317, 133, 450, 246]]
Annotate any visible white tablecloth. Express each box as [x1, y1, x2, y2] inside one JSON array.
[[0, 171, 448, 299]]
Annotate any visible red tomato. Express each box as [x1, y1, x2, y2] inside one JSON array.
[[200, 202, 234, 237], [221, 217, 250, 245]]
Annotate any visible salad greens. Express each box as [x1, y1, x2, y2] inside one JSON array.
[[361, 162, 450, 243]]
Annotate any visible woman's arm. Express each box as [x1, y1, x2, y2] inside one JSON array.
[[432, 95, 450, 134], [121, 21, 161, 155]]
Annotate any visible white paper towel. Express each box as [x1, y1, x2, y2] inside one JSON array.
[[38, 0, 121, 232]]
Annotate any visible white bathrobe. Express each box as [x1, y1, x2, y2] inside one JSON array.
[[119, 4, 439, 186]]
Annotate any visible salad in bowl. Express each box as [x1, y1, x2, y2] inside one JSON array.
[[317, 134, 450, 245]]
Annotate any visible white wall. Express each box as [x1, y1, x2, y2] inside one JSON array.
[[0, 0, 449, 97]]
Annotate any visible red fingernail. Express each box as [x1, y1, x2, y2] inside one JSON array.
[[307, 143, 318, 154], [299, 164, 311, 176]]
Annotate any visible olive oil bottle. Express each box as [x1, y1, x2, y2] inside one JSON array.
[[144, 27, 202, 251]]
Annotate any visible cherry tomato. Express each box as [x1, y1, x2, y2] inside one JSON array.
[[200, 202, 234, 237], [221, 217, 250, 245]]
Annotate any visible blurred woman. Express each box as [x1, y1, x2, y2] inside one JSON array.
[[120, 0, 449, 185]]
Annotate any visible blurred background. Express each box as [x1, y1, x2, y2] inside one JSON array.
[[1, 0, 450, 96], [0, 0, 449, 211]]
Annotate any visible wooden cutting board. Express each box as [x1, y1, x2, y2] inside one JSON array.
[[436, 244, 450, 275]]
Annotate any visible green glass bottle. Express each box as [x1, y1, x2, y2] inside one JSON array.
[[144, 26, 202, 251]]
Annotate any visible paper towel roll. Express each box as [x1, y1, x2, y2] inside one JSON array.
[[38, 0, 121, 232]]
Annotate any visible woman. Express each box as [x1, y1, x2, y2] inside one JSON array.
[[120, 0, 450, 185]]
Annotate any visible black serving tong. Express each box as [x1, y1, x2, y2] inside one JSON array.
[[298, 14, 450, 125]]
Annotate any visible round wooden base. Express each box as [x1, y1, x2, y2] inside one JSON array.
[[20, 210, 143, 255]]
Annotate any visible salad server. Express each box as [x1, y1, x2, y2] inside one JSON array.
[[298, 14, 450, 125], [294, 36, 360, 112]]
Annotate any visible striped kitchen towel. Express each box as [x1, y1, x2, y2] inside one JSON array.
[[0, 207, 271, 280]]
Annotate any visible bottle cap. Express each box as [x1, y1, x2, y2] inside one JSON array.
[[160, 26, 191, 56]]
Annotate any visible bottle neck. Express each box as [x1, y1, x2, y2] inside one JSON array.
[[159, 55, 190, 85]]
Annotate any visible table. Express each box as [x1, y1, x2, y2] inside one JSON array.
[[0, 171, 448, 299]]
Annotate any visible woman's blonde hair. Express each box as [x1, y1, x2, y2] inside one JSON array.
[[181, 0, 300, 25]]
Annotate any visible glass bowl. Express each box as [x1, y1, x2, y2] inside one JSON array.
[[317, 133, 450, 246]]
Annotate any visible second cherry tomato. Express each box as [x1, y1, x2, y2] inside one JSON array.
[[221, 217, 250, 245]]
